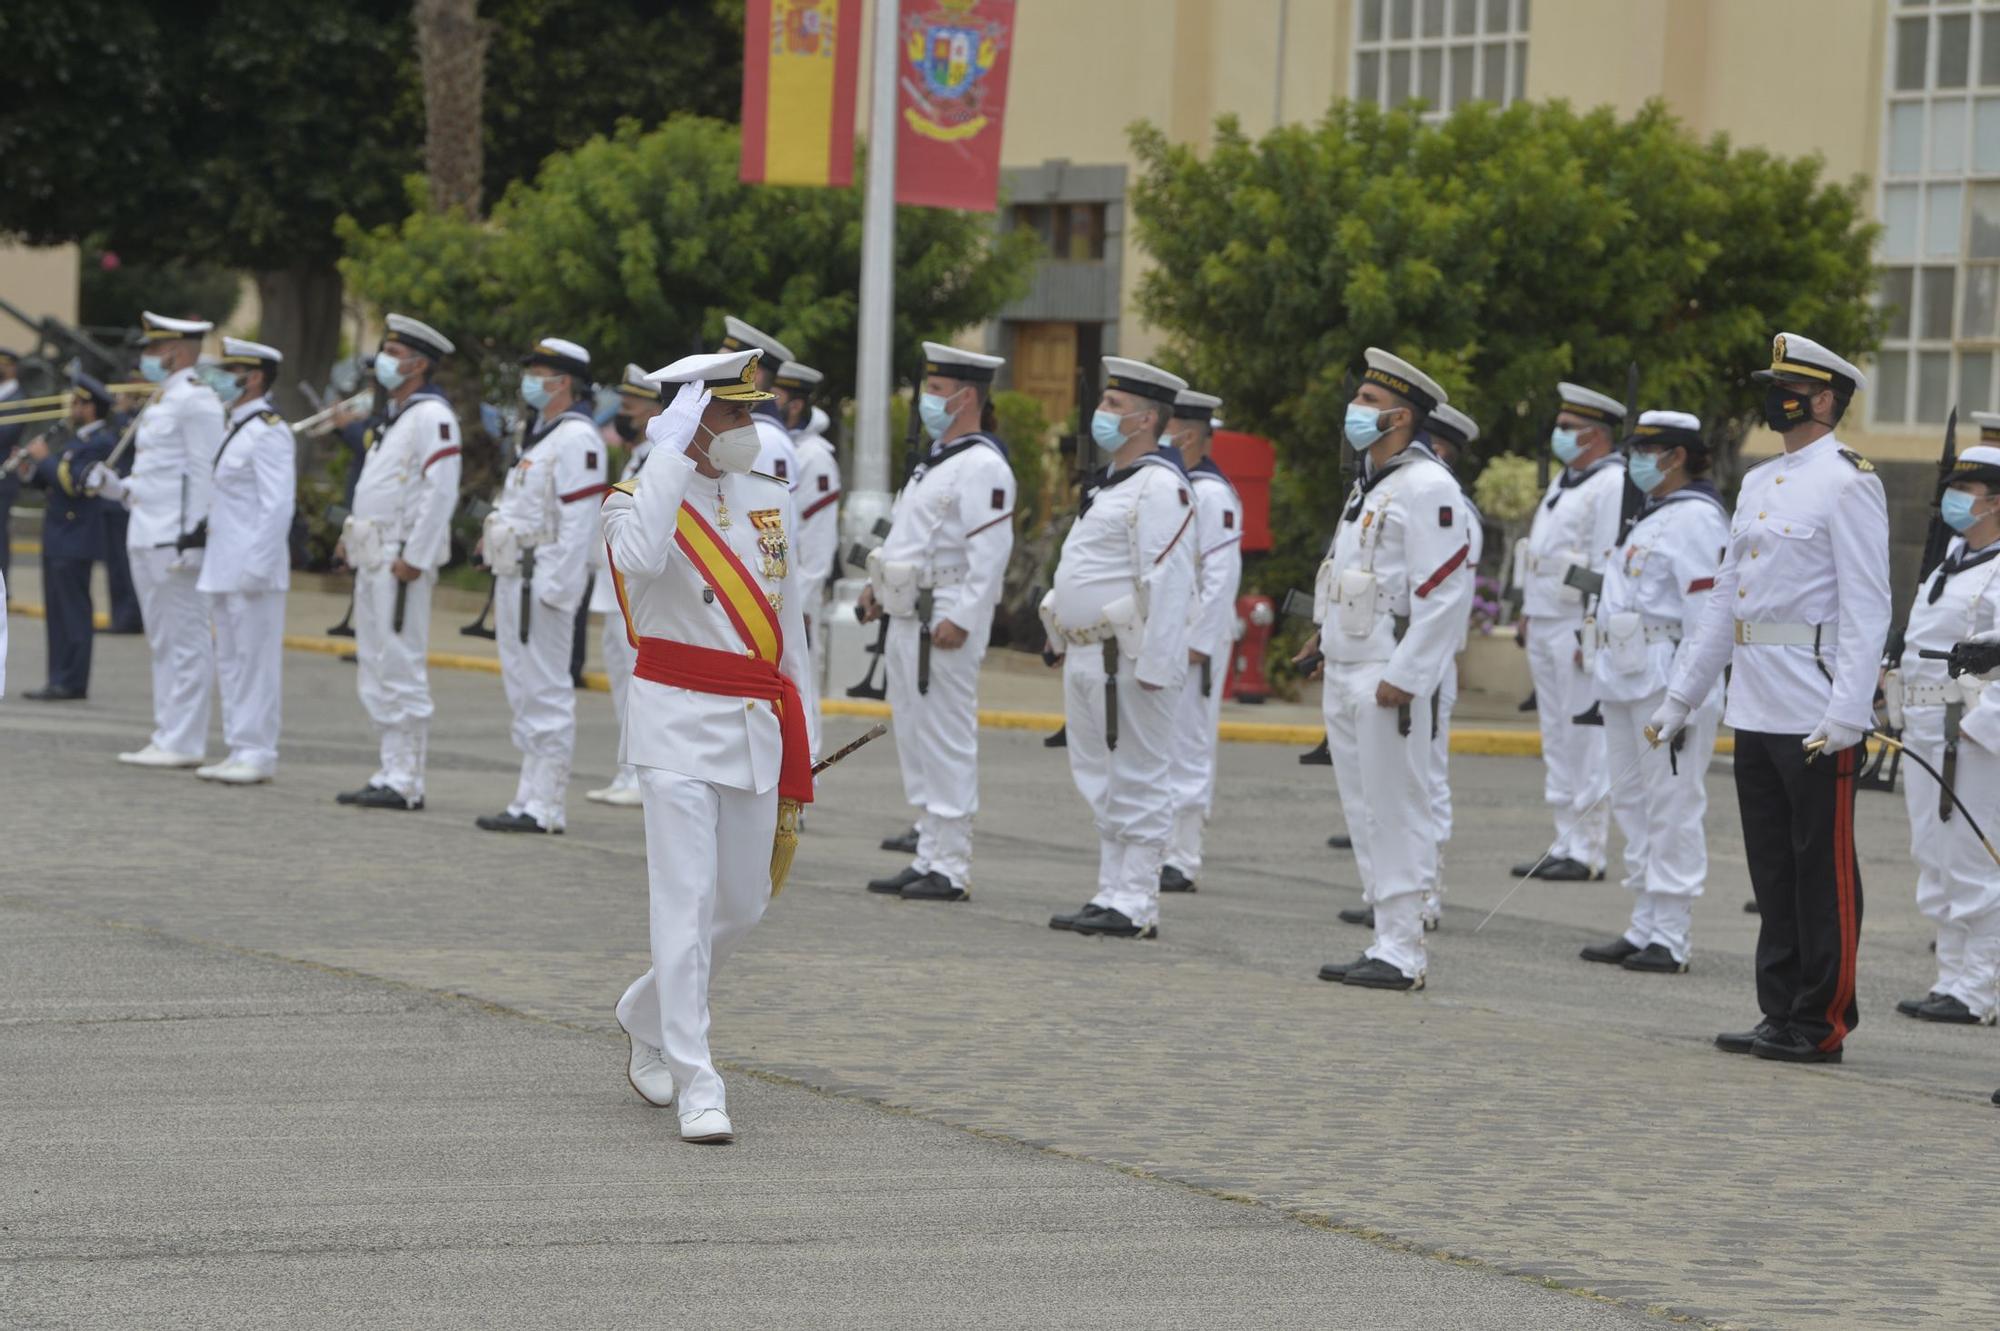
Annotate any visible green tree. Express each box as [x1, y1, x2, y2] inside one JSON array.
[[1128, 98, 1882, 595]]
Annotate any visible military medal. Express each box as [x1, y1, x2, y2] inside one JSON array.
[[714, 482, 730, 529], [750, 508, 787, 580]]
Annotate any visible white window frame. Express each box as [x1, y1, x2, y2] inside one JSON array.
[[1351, 0, 1531, 120]]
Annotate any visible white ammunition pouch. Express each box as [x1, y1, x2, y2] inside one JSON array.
[[342, 514, 389, 571], [1882, 670, 1906, 730], [1335, 568, 1380, 639], [1312, 557, 1336, 627], [1101, 593, 1146, 657], [1579, 615, 1601, 673], [482, 513, 534, 578], [866, 547, 922, 618]]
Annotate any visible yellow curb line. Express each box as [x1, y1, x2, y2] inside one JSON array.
[[10, 541, 41, 556]]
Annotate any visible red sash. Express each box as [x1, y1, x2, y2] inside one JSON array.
[[634, 639, 813, 803]]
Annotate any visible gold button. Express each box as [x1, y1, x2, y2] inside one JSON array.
[[1750, 550, 1758, 559], [745, 648, 755, 658], [1759, 511, 1766, 519], [746, 701, 755, 711], [1775, 476, 1785, 485], [1738, 589, 1747, 598]]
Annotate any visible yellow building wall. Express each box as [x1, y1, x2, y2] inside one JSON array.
[[0, 243, 80, 337]]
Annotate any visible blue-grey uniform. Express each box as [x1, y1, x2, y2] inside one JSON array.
[[22, 384, 117, 696]]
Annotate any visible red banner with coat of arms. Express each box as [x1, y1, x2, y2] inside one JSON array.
[[893, 0, 1016, 212]]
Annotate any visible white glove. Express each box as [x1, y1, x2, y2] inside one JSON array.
[[1803, 717, 1867, 757], [645, 380, 711, 456], [1644, 696, 1691, 747], [87, 463, 128, 503]]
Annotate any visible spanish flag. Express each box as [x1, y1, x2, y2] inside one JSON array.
[[740, 0, 861, 188]]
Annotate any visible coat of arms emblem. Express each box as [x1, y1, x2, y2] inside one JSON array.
[[901, 0, 1006, 142]]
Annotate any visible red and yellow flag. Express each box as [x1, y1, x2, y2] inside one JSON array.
[[740, 0, 861, 188]]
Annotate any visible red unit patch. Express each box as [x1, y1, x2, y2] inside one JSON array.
[[439, 422, 451, 439], [1179, 488, 1190, 507], [992, 487, 1005, 509], [586, 451, 598, 470], [818, 475, 831, 492], [1223, 510, 1235, 529], [1439, 506, 1453, 528]]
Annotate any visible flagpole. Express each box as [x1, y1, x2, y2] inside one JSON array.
[[849, 0, 899, 538]]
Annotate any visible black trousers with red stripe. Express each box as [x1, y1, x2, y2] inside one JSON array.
[[1733, 730, 1863, 1050]]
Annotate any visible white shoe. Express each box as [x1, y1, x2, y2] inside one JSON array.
[[118, 744, 204, 769], [678, 1107, 734, 1143], [625, 1032, 675, 1107], [586, 783, 643, 807], [195, 759, 273, 785]]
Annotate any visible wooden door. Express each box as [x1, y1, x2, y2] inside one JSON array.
[[1011, 321, 1078, 427]]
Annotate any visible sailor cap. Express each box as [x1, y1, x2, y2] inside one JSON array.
[[719, 316, 794, 366], [1429, 404, 1480, 447], [1102, 356, 1188, 405], [1951, 440, 2000, 485], [1971, 411, 2000, 443], [218, 336, 283, 369], [1754, 332, 1866, 396], [1556, 382, 1627, 425], [384, 313, 453, 360], [773, 360, 823, 393], [141, 311, 214, 343], [1173, 388, 1223, 421], [520, 337, 591, 379], [1628, 409, 1705, 452], [646, 349, 776, 403], [1361, 348, 1447, 417], [922, 341, 1005, 383], [617, 362, 661, 401]]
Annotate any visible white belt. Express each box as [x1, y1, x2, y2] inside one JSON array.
[[1734, 620, 1836, 647], [1904, 679, 1982, 707], [923, 566, 967, 589], [1059, 621, 1117, 646], [1598, 617, 1680, 646]]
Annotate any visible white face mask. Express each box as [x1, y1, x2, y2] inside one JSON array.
[[702, 423, 762, 474]]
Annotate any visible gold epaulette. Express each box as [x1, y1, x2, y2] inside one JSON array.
[[610, 478, 639, 496], [748, 470, 785, 487], [1837, 447, 1875, 472], [260, 410, 284, 427]]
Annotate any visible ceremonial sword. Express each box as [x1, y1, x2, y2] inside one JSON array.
[[1805, 727, 2000, 872], [1474, 746, 1656, 933], [812, 723, 888, 777]]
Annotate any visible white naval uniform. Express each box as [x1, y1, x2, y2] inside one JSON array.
[[126, 367, 224, 758], [195, 397, 297, 775], [1049, 449, 1197, 927], [489, 406, 606, 829], [347, 388, 461, 799], [1164, 459, 1243, 881], [604, 454, 810, 1116], [1896, 535, 2000, 1019], [1424, 476, 1484, 922], [751, 413, 800, 492], [878, 432, 1015, 889], [1315, 448, 1473, 979], [589, 438, 654, 798], [1521, 455, 1626, 869], [1592, 486, 1730, 963], [792, 424, 841, 689]]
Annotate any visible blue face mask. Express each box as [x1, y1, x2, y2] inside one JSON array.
[[521, 373, 553, 410], [1091, 408, 1132, 456], [918, 391, 956, 438], [1343, 403, 1391, 452], [1942, 488, 1987, 532], [374, 351, 408, 391], [194, 365, 237, 399], [1627, 450, 1675, 495], [1551, 427, 1583, 465], [139, 353, 169, 383]]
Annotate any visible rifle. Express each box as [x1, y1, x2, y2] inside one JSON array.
[[1871, 407, 1959, 793], [460, 497, 498, 638]]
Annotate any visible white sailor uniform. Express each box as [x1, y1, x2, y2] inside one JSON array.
[[1164, 458, 1243, 883], [792, 421, 841, 686], [589, 435, 654, 801]]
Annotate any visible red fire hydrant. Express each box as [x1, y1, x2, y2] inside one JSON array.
[[1224, 594, 1274, 702]]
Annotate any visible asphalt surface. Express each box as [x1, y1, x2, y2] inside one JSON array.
[[3, 616, 1995, 1330]]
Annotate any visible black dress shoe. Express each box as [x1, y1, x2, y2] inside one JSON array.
[[24, 686, 86, 701], [1043, 725, 1067, 749], [1620, 943, 1688, 974], [1298, 739, 1332, 766], [1914, 994, 1989, 1025], [1159, 865, 1197, 893], [1070, 907, 1156, 939], [1752, 1028, 1842, 1063], [1536, 857, 1598, 882], [867, 866, 926, 895], [1897, 991, 1944, 1018], [1342, 957, 1423, 990], [1337, 906, 1375, 928], [901, 871, 969, 903], [475, 811, 551, 833], [1715, 1019, 1784, 1054], [1327, 833, 1352, 850], [1317, 954, 1368, 982], [1580, 937, 1641, 965], [353, 785, 423, 811], [1742, 898, 1760, 914], [879, 826, 919, 854], [1049, 902, 1109, 932], [1509, 855, 1556, 878]]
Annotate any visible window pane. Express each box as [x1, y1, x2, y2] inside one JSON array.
[[1517, 0, 1529, 29], [1883, 183, 1921, 259], [1921, 265, 1958, 338], [1449, 44, 1475, 106], [1965, 266, 2000, 337], [1882, 267, 1916, 339], [1453, 0, 1477, 35], [1983, 13, 2000, 84], [1388, 48, 1411, 104], [1935, 99, 1969, 171], [1422, 0, 1445, 38], [1361, 0, 1384, 42], [1419, 47, 1443, 106], [1942, 14, 1972, 88], [1482, 41, 1507, 101], [1918, 349, 1953, 422], [1875, 350, 1912, 425], [1487, 0, 1510, 33], [1977, 98, 2000, 170], [1926, 182, 1964, 257], [1889, 101, 1925, 174], [1897, 16, 1929, 91], [1964, 351, 1995, 413], [1356, 50, 1381, 104], [1514, 40, 1528, 98], [1392, 0, 1414, 40], [1972, 183, 2000, 257]]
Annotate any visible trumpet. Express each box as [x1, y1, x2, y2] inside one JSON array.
[[0, 405, 69, 427], [290, 392, 374, 438], [0, 383, 153, 417]]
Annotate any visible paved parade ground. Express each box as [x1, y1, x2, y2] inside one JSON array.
[[4, 621, 1998, 1330]]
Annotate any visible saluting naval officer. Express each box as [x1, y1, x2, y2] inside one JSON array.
[[15, 373, 118, 700], [1303, 350, 1473, 991], [774, 360, 842, 670], [604, 349, 814, 1145], [191, 338, 297, 785], [1655, 333, 1891, 1063], [1515, 382, 1629, 882], [97, 312, 224, 769], [716, 316, 801, 490], [476, 337, 608, 833], [1581, 411, 1729, 975], [861, 342, 1015, 903], [334, 315, 462, 811], [1159, 389, 1242, 895], [585, 364, 666, 809], [1043, 357, 1197, 940], [1888, 436, 2000, 1025]]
